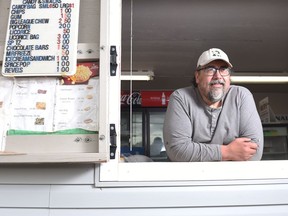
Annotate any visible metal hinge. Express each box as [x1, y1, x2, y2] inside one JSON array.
[[110, 124, 117, 159], [110, 46, 117, 76]]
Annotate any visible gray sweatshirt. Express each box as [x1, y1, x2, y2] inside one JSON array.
[[163, 85, 263, 162]]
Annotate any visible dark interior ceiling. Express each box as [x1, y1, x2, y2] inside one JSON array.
[[121, 0, 288, 93]]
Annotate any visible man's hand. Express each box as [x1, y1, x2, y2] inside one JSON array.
[[221, 137, 258, 161]]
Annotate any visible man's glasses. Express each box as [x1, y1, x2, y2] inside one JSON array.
[[197, 66, 231, 76]]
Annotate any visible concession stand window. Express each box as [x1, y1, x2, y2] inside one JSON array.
[[96, 0, 288, 188]]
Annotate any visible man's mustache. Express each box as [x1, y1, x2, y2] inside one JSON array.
[[209, 80, 225, 86]]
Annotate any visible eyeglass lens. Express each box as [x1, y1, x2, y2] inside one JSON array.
[[204, 67, 230, 76]]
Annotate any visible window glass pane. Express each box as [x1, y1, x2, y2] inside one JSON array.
[[121, 0, 288, 163], [149, 111, 167, 161], [262, 126, 288, 160], [121, 110, 144, 155]]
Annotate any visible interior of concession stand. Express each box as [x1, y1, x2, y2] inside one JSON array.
[[120, 0, 288, 161]]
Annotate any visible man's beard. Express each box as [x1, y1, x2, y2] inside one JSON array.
[[208, 87, 224, 102], [207, 80, 225, 103]]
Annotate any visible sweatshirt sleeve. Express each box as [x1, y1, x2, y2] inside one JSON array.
[[163, 90, 222, 162], [238, 88, 264, 160]]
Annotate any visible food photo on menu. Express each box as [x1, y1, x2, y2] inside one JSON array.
[[61, 62, 99, 85]]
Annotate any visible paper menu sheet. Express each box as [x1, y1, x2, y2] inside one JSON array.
[[10, 77, 56, 132], [54, 78, 99, 131], [0, 77, 14, 150], [7, 77, 99, 133]]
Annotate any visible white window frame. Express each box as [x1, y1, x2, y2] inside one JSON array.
[[97, 0, 288, 188]]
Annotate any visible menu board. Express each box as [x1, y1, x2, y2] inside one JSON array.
[[2, 0, 79, 76]]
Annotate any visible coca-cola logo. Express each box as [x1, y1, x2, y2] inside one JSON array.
[[121, 91, 141, 106]]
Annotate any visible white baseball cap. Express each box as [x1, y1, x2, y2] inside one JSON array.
[[197, 48, 233, 68]]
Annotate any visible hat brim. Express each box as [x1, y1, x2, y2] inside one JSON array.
[[199, 58, 233, 68]]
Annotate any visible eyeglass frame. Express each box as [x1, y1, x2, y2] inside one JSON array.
[[197, 66, 232, 77]]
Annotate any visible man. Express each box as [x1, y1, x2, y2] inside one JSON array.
[[163, 48, 263, 162]]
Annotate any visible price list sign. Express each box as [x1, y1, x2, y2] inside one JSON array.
[[2, 0, 79, 76]]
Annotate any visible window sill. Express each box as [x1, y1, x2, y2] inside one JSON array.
[[97, 160, 288, 187]]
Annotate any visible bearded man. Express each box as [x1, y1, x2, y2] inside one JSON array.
[[163, 48, 263, 162]]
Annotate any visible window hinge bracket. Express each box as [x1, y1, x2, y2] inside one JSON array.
[[110, 46, 117, 76], [110, 124, 117, 159]]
